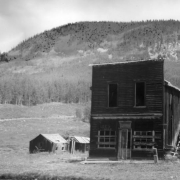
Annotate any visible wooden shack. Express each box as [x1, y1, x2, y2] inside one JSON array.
[[69, 136, 90, 154], [29, 134, 67, 153], [89, 59, 180, 160]]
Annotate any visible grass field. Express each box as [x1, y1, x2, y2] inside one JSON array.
[[1, 103, 180, 180], [0, 102, 84, 119]]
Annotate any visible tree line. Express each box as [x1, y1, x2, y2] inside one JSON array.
[[0, 74, 91, 106]]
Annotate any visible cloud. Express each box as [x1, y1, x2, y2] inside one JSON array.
[[0, 0, 180, 52]]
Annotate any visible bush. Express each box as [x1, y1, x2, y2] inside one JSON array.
[[82, 105, 91, 123], [75, 108, 82, 119], [75, 106, 91, 123]]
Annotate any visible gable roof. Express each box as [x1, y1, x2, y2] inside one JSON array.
[[41, 134, 67, 144], [71, 136, 90, 144]]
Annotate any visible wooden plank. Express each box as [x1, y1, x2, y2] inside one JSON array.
[[133, 135, 161, 139]]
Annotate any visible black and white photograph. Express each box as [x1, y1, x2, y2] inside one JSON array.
[[1, 0, 180, 179]]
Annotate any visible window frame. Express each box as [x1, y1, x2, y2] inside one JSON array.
[[133, 131, 155, 150], [108, 83, 118, 108], [133, 131, 161, 150], [134, 81, 146, 107], [97, 130, 116, 149]]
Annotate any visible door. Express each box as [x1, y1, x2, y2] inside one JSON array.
[[118, 129, 131, 160]]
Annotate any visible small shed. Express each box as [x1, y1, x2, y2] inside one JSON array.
[[69, 136, 90, 153], [29, 134, 67, 153]]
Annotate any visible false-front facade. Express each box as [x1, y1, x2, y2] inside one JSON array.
[[89, 59, 180, 159]]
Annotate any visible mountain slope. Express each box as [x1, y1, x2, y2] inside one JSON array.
[[1, 20, 180, 105], [8, 20, 180, 61]]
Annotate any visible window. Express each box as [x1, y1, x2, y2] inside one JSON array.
[[133, 131, 154, 149], [108, 84, 117, 107], [135, 82, 145, 106], [133, 131, 160, 150], [98, 130, 116, 148]]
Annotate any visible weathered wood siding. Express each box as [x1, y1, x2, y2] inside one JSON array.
[[90, 60, 164, 158], [90, 119, 118, 157], [89, 117, 163, 158], [91, 60, 164, 114], [164, 85, 180, 148]]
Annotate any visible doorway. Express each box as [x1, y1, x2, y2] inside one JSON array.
[[118, 121, 132, 160]]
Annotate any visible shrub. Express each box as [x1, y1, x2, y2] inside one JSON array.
[[82, 105, 91, 123], [75, 108, 82, 119]]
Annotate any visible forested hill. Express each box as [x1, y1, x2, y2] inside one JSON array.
[[7, 20, 180, 61], [1, 20, 180, 105]]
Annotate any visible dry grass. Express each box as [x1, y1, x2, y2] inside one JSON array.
[[0, 102, 86, 119], [1, 149, 180, 180], [1, 103, 180, 180]]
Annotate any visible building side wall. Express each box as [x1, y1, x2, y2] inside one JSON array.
[[164, 86, 180, 148], [29, 135, 53, 153]]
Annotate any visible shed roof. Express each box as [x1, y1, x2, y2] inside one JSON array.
[[71, 136, 90, 144], [165, 80, 180, 93], [41, 134, 67, 144]]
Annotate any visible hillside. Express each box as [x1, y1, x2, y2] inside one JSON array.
[[1, 20, 180, 105], [7, 20, 180, 61]]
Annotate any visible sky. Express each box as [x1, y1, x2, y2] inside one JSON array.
[[0, 0, 180, 53]]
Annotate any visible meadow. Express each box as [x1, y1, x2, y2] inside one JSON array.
[[1, 103, 180, 180]]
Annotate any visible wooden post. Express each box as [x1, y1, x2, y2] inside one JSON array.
[[74, 141, 76, 153], [71, 140, 73, 154], [153, 148, 158, 163], [72, 140, 74, 154], [84, 144, 86, 153], [66, 139, 69, 152]]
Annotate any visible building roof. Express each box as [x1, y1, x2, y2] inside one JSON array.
[[165, 80, 180, 93], [41, 134, 67, 144], [71, 136, 90, 144], [89, 58, 164, 67]]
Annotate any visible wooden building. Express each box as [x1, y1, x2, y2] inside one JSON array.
[[29, 134, 67, 153], [89, 59, 180, 160], [69, 136, 90, 154]]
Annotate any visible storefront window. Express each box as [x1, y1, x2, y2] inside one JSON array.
[[133, 131, 160, 150], [98, 130, 116, 148]]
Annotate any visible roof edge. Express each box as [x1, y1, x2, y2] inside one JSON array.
[[89, 58, 164, 67], [164, 80, 180, 92]]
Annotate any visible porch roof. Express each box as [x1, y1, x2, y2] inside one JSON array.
[[70, 136, 90, 144]]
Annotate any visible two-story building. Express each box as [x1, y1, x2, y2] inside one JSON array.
[[89, 59, 180, 160]]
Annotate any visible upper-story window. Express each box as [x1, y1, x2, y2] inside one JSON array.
[[108, 84, 117, 107], [135, 82, 146, 107]]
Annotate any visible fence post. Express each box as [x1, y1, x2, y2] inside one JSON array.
[[153, 148, 158, 163]]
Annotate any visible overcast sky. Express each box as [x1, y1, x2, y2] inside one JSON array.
[[0, 0, 180, 53]]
